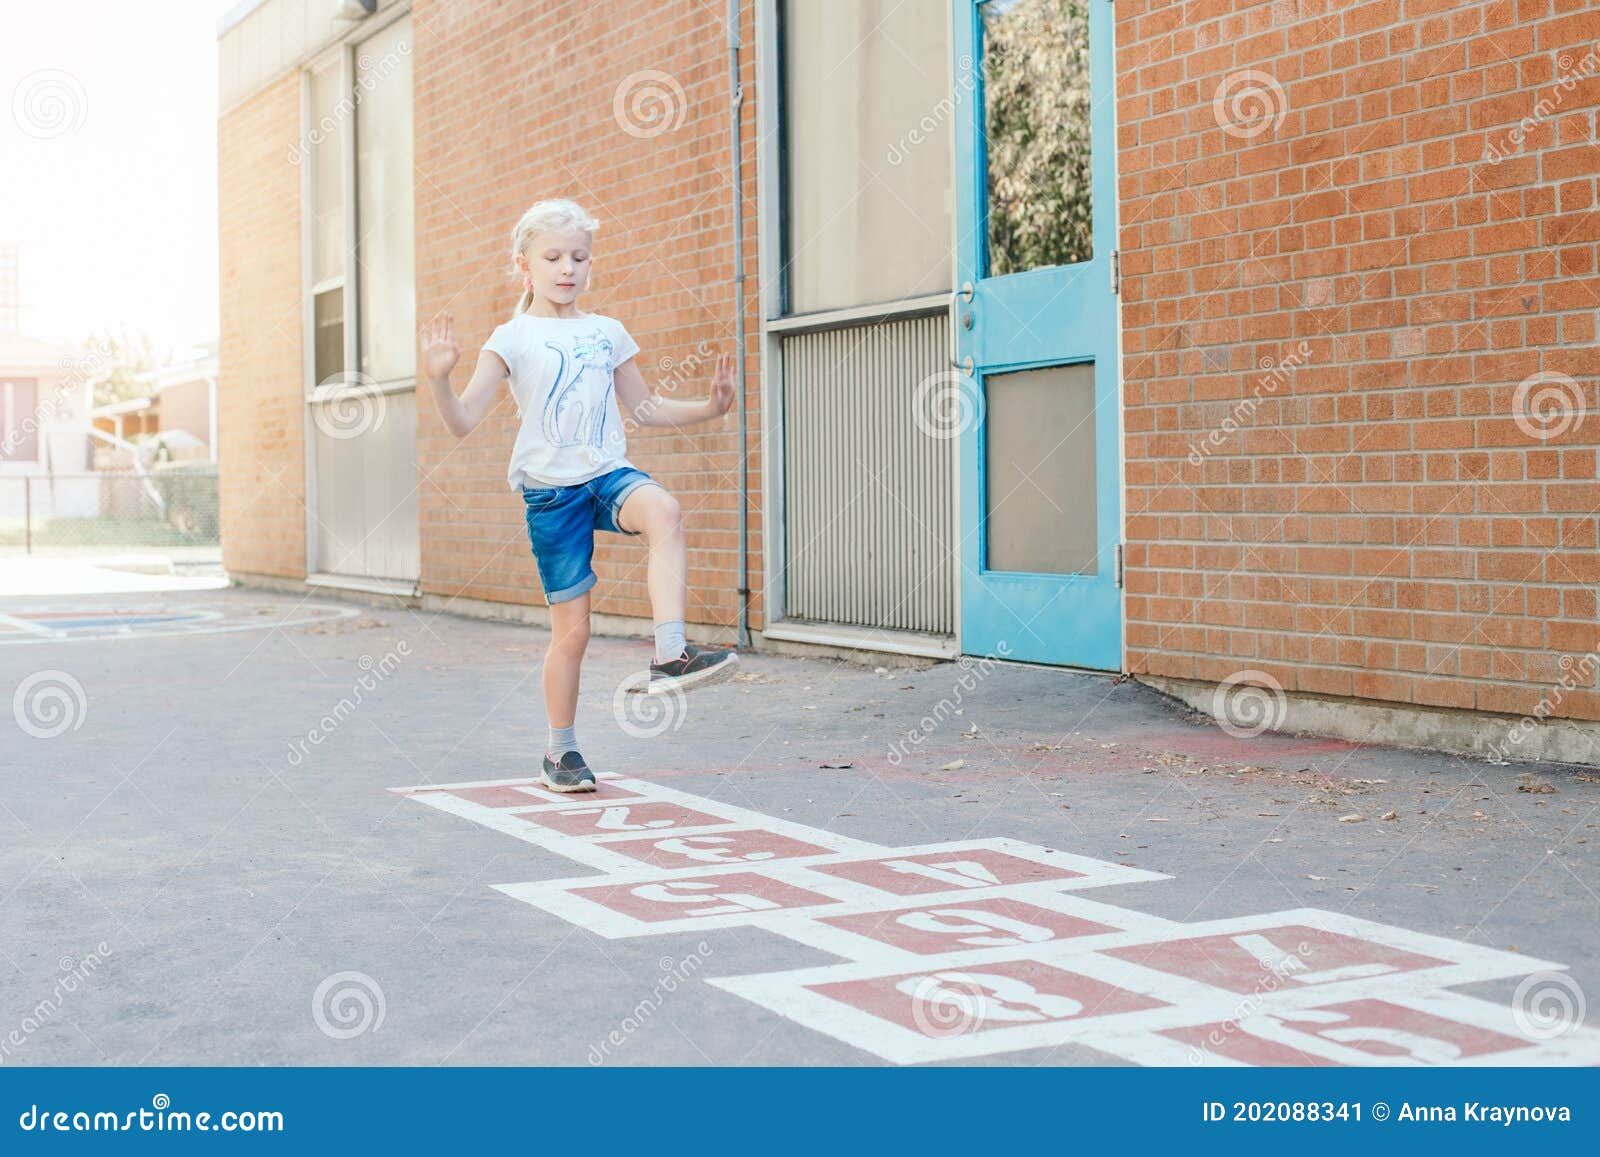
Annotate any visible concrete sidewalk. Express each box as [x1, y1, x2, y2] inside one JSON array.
[[0, 583, 1595, 1065]]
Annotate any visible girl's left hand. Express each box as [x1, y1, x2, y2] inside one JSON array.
[[708, 353, 736, 417]]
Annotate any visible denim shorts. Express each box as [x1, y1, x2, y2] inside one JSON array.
[[521, 466, 664, 604]]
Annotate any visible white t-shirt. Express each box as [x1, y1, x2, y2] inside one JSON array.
[[482, 312, 641, 489]]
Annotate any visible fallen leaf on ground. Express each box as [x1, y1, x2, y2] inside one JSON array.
[[1339, 813, 1365, 823], [819, 762, 853, 769], [1306, 874, 1329, 881], [940, 758, 964, 771], [1381, 810, 1397, 821], [1517, 773, 1556, 794]]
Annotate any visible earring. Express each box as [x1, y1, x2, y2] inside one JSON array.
[[522, 275, 534, 292]]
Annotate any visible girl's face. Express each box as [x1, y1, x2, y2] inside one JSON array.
[[517, 228, 592, 307]]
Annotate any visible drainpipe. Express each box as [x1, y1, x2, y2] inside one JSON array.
[[728, 0, 751, 648]]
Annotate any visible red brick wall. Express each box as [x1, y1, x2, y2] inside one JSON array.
[[411, 0, 761, 631], [1116, 0, 1600, 721], [218, 73, 306, 579]]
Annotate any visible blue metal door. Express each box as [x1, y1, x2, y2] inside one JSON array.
[[953, 0, 1121, 670]]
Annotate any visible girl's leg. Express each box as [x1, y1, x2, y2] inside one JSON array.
[[543, 589, 591, 742], [617, 484, 686, 627]]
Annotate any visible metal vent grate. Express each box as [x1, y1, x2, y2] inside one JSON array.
[[781, 311, 954, 635]]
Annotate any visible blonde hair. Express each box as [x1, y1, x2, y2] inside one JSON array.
[[510, 198, 600, 317]]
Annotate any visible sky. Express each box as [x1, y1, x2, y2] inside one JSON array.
[[0, 0, 236, 356]]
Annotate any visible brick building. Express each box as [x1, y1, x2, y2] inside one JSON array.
[[216, 0, 1599, 764]]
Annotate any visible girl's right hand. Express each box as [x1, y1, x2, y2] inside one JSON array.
[[419, 313, 461, 379]]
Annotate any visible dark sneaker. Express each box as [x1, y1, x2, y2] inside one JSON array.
[[540, 750, 597, 793], [647, 642, 740, 695]]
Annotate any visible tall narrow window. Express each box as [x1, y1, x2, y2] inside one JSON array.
[[781, 0, 952, 314], [308, 57, 345, 387], [981, 0, 1093, 275], [0, 379, 39, 461], [355, 16, 414, 383]]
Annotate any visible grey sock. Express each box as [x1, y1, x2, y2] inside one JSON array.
[[653, 619, 686, 664], [547, 723, 578, 759]]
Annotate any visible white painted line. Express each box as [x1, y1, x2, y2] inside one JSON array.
[[0, 611, 59, 637], [393, 770, 1596, 1067], [0, 602, 356, 645]]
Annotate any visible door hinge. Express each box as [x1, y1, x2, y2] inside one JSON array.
[[1114, 543, 1124, 588], [1110, 249, 1120, 296]]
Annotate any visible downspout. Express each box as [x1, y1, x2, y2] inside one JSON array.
[[728, 0, 751, 648]]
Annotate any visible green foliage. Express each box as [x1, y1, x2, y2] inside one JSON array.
[[78, 328, 165, 410], [983, 0, 1094, 276]]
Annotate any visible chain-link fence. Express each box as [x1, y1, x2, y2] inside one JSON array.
[[0, 467, 220, 561]]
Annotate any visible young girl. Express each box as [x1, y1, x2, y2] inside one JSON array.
[[418, 198, 739, 793]]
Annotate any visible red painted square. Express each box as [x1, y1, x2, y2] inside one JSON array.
[[418, 780, 644, 809], [1104, 925, 1451, 994], [819, 897, 1120, 955], [571, 872, 839, 923], [1158, 1021, 1344, 1066], [516, 801, 728, 836], [812, 848, 1084, 896], [1280, 999, 1536, 1061], [601, 829, 836, 869], [1161, 999, 1536, 1065], [812, 959, 1167, 1037]]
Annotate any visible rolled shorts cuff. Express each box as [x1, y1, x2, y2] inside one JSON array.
[[607, 477, 666, 536], [545, 569, 598, 605]]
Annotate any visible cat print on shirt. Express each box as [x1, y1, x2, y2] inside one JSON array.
[[541, 329, 615, 450]]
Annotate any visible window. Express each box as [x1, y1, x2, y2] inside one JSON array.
[[780, 0, 952, 314], [355, 16, 414, 384], [0, 378, 39, 462], [304, 14, 414, 388], [308, 57, 346, 387], [981, 0, 1093, 275]]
